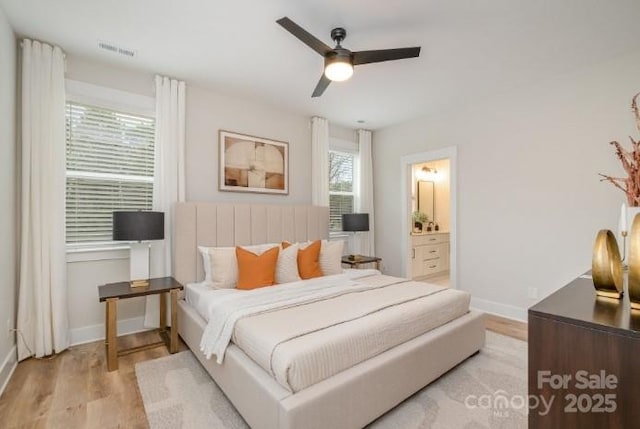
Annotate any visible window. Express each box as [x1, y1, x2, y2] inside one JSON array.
[[65, 101, 155, 244], [329, 150, 355, 231]]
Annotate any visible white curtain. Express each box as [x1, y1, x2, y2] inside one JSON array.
[[355, 129, 375, 256], [145, 75, 186, 327], [17, 39, 69, 360], [311, 116, 329, 206]]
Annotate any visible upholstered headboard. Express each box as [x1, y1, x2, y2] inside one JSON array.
[[172, 202, 329, 285]]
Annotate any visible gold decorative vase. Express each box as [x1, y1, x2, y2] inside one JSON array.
[[627, 214, 640, 309], [592, 229, 623, 299]]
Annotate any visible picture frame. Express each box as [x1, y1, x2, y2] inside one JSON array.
[[218, 130, 289, 195]]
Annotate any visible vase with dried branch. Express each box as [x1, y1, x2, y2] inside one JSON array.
[[600, 92, 640, 206]]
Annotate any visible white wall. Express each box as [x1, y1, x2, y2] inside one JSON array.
[[0, 5, 17, 392], [374, 50, 640, 320], [330, 124, 357, 143], [64, 56, 353, 342]]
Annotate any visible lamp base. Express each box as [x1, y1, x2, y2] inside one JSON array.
[[130, 279, 150, 288], [130, 242, 150, 287]]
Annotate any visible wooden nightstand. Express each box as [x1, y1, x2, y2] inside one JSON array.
[[98, 277, 184, 371], [341, 255, 382, 270]]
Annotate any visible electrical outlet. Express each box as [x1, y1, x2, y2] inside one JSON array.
[[528, 287, 539, 300]]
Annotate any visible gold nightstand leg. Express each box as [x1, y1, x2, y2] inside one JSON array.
[[376, 261, 380, 271], [170, 289, 179, 353], [106, 298, 118, 371], [159, 292, 167, 332]]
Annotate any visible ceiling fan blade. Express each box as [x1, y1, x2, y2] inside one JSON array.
[[276, 17, 332, 56], [353, 47, 421, 65], [312, 74, 331, 97]]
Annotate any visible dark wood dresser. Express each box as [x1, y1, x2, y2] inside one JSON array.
[[528, 274, 640, 428]]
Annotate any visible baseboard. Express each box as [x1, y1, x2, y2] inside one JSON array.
[[0, 345, 18, 397], [69, 316, 152, 346], [470, 296, 527, 323]]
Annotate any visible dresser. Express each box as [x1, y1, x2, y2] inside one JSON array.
[[528, 274, 640, 428], [411, 232, 449, 279]]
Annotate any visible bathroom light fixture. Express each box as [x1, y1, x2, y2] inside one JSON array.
[[418, 166, 438, 181]]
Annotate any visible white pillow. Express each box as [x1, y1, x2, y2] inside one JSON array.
[[319, 240, 344, 276], [198, 243, 278, 288], [276, 243, 301, 284], [198, 246, 235, 288]]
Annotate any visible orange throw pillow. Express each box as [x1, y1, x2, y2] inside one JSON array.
[[296, 240, 323, 279], [236, 246, 280, 290]]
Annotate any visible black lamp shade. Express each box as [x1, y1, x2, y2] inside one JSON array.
[[342, 213, 369, 232], [113, 211, 165, 241]]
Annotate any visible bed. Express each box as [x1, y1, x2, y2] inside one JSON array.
[[174, 202, 485, 429]]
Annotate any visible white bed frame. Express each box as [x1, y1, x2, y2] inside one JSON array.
[[173, 202, 485, 429]]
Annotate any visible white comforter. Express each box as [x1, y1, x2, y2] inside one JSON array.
[[236, 277, 468, 391], [196, 271, 471, 391], [199, 269, 389, 362]]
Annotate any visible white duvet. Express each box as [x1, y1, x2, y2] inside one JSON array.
[[198, 269, 384, 362], [192, 270, 471, 392]]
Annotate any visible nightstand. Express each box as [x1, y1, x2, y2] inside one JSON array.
[[341, 255, 382, 270], [98, 276, 183, 371]]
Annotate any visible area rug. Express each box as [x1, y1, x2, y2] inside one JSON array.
[[135, 331, 527, 429]]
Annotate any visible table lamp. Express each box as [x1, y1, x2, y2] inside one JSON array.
[[342, 213, 369, 262], [113, 211, 164, 287]]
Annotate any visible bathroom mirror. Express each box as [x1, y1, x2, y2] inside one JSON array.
[[417, 180, 435, 222]]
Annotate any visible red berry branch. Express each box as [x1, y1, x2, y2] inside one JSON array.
[[599, 92, 640, 206]]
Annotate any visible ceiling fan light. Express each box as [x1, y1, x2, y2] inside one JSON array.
[[324, 61, 353, 82]]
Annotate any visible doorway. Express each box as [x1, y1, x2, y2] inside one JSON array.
[[400, 147, 457, 288]]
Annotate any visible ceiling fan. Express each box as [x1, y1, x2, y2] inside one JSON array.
[[276, 17, 421, 97]]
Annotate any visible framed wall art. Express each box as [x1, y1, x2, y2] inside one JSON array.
[[218, 130, 289, 195]]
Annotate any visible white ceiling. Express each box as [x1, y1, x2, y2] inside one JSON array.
[[2, 0, 640, 129]]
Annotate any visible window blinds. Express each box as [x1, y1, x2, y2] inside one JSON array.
[[65, 102, 155, 244], [329, 151, 355, 231]]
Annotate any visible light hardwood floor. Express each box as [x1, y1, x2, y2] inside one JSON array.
[[486, 313, 527, 341], [0, 330, 188, 429], [0, 315, 526, 429]]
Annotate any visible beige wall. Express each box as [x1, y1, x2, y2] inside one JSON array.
[[64, 56, 355, 340], [0, 5, 17, 389], [374, 50, 640, 320]]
